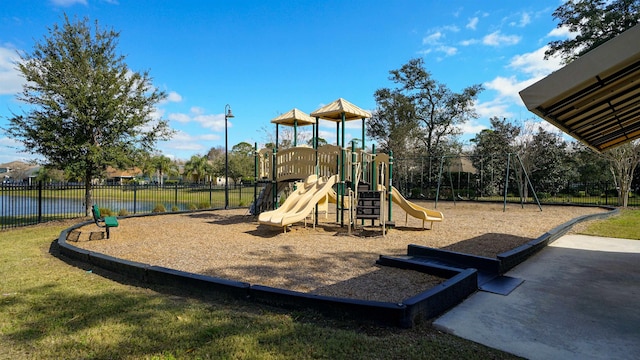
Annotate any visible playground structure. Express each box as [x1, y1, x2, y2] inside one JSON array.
[[253, 98, 444, 233]]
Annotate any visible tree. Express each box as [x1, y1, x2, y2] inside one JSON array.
[[229, 142, 255, 183], [306, 137, 328, 147], [35, 166, 66, 183], [367, 88, 418, 155], [545, 0, 640, 63], [524, 127, 571, 195], [601, 141, 640, 207], [470, 117, 520, 196], [4, 15, 173, 215], [183, 155, 211, 184], [385, 58, 483, 158], [567, 142, 613, 194], [151, 154, 175, 186]]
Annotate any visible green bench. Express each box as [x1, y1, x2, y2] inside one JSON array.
[[91, 204, 119, 239]]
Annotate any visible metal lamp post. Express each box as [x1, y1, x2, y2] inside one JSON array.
[[224, 104, 234, 209]]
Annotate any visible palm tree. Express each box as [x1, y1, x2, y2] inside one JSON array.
[[152, 155, 175, 186], [184, 155, 211, 184]]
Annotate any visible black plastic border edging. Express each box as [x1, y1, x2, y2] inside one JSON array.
[[376, 256, 478, 327], [57, 219, 251, 299], [56, 215, 481, 328], [497, 206, 620, 272], [55, 205, 619, 328], [250, 285, 408, 327], [406, 245, 501, 275], [55, 217, 422, 327]]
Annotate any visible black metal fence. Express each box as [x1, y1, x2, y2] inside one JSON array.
[[391, 156, 639, 207], [2, 164, 638, 230], [1, 181, 256, 230]]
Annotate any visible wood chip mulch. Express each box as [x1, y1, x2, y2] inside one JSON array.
[[69, 202, 607, 303]]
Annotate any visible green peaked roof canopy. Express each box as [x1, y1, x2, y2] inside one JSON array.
[[270, 108, 316, 126], [310, 98, 372, 121]]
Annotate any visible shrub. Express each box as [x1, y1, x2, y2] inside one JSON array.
[[152, 203, 166, 213], [100, 207, 114, 216], [197, 201, 210, 209], [118, 208, 129, 216], [188, 204, 198, 210], [239, 200, 245, 207], [171, 205, 179, 212], [577, 191, 587, 197], [537, 192, 550, 199]]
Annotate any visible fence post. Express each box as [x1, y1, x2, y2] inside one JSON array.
[[174, 182, 178, 208], [38, 181, 43, 224], [209, 180, 213, 208], [133, 182, 138, 214]]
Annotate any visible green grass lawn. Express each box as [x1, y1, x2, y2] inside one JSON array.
[[0, 221, 517, 359], [576, 209, 640, 240]]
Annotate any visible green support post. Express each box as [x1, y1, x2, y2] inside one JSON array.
[[361, 117, 365, 151], [340, 112, 346, 227], [372, 144, 377, 189], [272, 148, 277, 209], [388, 150, 393, 222], [340, 148, 346, 227], [504, 153, 511, 212], [435, 156, 445, 209], [516, 153, 542, 211], [253, 142, 258, 215], [351, 142, 356, 193]]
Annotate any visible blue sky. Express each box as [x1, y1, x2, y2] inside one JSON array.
[[0, 0, 570, 163]]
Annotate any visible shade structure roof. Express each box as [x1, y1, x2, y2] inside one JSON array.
[[270, 108, 316, 126], [310, 98, 372, 121], [519, 24, 640, 152]]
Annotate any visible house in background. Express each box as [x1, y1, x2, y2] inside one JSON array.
[[0, 161, 39, 184], [104, 166, 143, 185]]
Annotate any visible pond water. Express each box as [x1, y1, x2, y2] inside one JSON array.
[[0, 194, 185, 217]]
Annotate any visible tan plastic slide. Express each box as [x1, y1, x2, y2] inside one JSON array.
[[390, 186, 443, 229], [258, 175, 339, 231]]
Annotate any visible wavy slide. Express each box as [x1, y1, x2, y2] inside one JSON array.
[[390, 186, 443, 229], [259, 175, 339, 231]]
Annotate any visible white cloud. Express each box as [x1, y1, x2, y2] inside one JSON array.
[[0, 136, 21, 147], [168, 113, 190, 123], [517, 12, 531, 27], [190, 106, 205, 115], [193, 113, 226, 132], [200, 134, 219, 141], [422, 31, 443, 45], [460, 38, 479, 46], [476, 45, 565, 124], [166, 107, 232, 132], [0, 46, 23, 95], [150, 108, 165, 121], [460, 119, 488, 137], [166, 91, 182, 102], [482, 31, 521, 46], [437, 45, 458, 56], [475, 97, 514, 119], [50, 0, 87, 6], [484, 75, 542, 106], [442, 25, 460, 33], [466, 17, 479, 30], [159, 130, 216, 155], [508, 46, 563, 78], [420, 29, 458, 57], [547, 25, 577, 39]]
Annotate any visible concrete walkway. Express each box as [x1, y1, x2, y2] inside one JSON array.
[[433, 234, 640, 360]]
